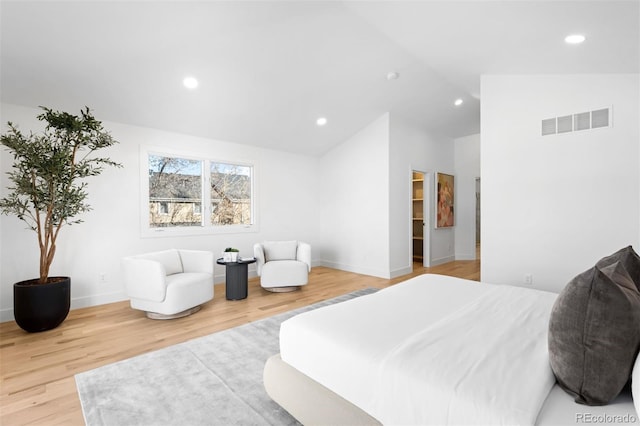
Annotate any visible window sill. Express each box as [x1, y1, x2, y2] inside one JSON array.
[[141, 224, 259, 239]]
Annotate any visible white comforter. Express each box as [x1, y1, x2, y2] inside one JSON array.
[[280, 274, 558, 425]]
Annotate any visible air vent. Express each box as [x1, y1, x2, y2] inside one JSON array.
[[591, 108, 609, 128], [541, 118, 556, 136], [557, 115, 573, 133], [574, 112, 590, 131], [541, 106, 612, 136]]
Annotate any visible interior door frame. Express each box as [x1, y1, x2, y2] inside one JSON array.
[[423, 171, 432, 267]]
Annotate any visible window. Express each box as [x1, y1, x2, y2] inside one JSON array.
[[148, 155, 203, 228], [210, 162, 252, 226], [143, 149, 256, 236]]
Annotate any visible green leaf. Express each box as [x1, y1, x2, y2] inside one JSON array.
[[1, 106, 122, 282]]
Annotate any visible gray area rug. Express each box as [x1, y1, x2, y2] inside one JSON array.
[[75, 288, 377, 426]]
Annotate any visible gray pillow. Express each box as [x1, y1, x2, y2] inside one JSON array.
[[595, 245, 640, 291], [548, 261, 640, 405]]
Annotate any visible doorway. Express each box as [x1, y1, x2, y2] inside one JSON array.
[[412, 171, 430, 267]]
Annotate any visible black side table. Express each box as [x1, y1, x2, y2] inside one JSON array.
[[217, 258, 256, 300]]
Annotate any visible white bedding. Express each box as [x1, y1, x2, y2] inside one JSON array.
[[279, 274, 557, 425]]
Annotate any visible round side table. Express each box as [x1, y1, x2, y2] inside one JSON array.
[[216, 258, 256, 300]]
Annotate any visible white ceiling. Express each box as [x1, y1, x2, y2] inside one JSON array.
[[1, 1, 638, 156]]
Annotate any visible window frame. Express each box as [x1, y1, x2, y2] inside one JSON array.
[[140, 146, 258, 238]]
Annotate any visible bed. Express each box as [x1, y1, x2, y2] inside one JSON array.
[[263, 274, 638, 425]]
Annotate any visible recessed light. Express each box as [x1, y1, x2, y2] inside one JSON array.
[[316, 117, 327, 126], [454, 98, 464, 107], [386, 71, 399, 81], [183, 76, 199, 89], [564, 34, 586, 44]]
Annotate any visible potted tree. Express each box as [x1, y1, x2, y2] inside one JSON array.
[[0, 106, 121, 332]]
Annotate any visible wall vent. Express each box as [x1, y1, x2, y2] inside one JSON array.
[[591, 108, 610, 128], [574, 112, 590, 131], [541, 118, 556, 136], [541, 106, 611, 136], [557, 115, 573, 133]]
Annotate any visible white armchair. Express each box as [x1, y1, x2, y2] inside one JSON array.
[[122, 249, 214, 319], [254, 241, 311, 292]]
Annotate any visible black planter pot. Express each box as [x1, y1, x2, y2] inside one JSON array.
[[14, 277, 71, 333]]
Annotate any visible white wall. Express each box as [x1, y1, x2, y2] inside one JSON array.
[[318, 112, 461, 279], [0, 104, 466, 321], [481, 74, 640, 293], [454, 133, 480, 260], [319, 113, 391, 278], [0, 103, 321, 321], [389, 115, 456, 272]]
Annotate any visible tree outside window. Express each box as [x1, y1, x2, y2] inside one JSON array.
[[148, 155, 202, 227], [210, 162, 252, 226]]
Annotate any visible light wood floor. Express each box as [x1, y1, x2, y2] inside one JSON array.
[[0, 259, 479, 425]]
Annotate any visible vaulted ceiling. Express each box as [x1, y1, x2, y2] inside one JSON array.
[[1, 1, 638, 156]]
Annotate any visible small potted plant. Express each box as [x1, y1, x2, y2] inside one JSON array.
[[0, 106, 121, 332], [223, 247, 239, 262]]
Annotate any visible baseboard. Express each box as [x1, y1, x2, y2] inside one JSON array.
[[455, 254, 477, 261], [71, 290, 128, 310], [0, 259, 405, 324], [318, 260, 391, 279], [214, 260, 322, 284], [390, 265, 412, 278], [430, 255, 456, 266], [0, 308, 13, 323], [0, 290, 128, 324]]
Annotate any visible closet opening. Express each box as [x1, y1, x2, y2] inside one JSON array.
[[412, 170, 430, 268]]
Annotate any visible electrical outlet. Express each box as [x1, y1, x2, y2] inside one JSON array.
[[524, 274, 533, 285], [98, 273, 108, 283]]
